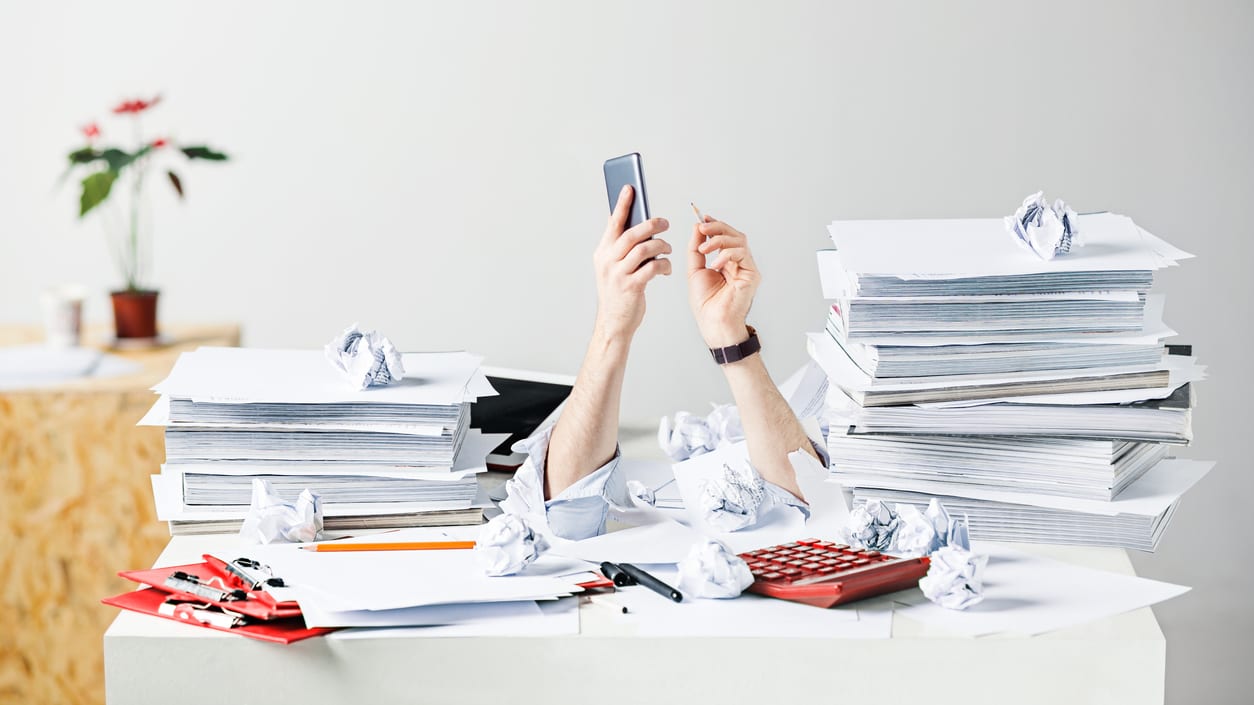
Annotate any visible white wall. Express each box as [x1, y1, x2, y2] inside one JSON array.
[[2, 2, 1252, 701]]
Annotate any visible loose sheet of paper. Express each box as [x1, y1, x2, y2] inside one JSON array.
[[154, 347, 492, 405], [609, 567, 890, 638], [893, 542, 1189, 636], [327, 596, 579, 639]]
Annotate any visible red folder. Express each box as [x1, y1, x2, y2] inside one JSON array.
[[103, 587, 334, 644], [117, 562, 302, 621]]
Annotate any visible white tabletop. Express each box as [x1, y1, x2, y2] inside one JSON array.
[[104, 432, 1167, 704]]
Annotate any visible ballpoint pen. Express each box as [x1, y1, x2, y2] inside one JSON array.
[[618, 563, 683, 603]]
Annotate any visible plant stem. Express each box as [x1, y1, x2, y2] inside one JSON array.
[[129, 115, 143, 290]]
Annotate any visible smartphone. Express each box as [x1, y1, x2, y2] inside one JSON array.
[[603, 153, 650, 228]]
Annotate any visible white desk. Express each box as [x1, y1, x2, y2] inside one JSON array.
[[103, 536, 1166, 705], [103, 433, 1167, 705]]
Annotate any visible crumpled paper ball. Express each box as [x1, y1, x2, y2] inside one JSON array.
[[846, 499, 900, 551], [1004, 191, 1081, 260], [239, 478, 323, 544], [658, 403, 745, 461], [475, 513, 549, 577], [890, 503, 938, 557], [677, 539, 754, 599], [926, 498, 971, 551], [847, 498, 972, 556], [625, 480, 656, 507], [325, 323, 406, 390], [919, 544, 988, 610], [699, 463, 769, 532]]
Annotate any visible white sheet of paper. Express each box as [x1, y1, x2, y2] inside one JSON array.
[[0, 345, 141, 390], [893, 542, 1189, 636], [549, 520, 707, 565], [250, 527, 586, 611], [150, 473, 477, 520], [139, 395, 449, 436], [827, 213, 1189, 277], [671, 443, 848, 554], [327, 596, 579, 638], [610, 566, 891, 638], [154, 347, 490, 405], [300, 598, 541, 629], [808, 332, 1176, 393], [834, 459, 1213, 517]]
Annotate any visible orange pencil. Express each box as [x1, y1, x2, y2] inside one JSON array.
[[301, 540, 476, 552]]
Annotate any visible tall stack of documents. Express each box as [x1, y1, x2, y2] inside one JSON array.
[[807, 212, 1211, 550], [143, 347, 498, 535]]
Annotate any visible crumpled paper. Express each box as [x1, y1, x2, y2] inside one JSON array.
[[919, 544, 988, 610], [658, 403, 745, 461], [325, 323, 406, 390], [1004, 191, 1081, 260], [677, 538, 754, 599], [846, 498, 971, 557], [699, 463, 770, 532], [238, 478, 323, 544], [846, 499, 900, 551], [625, 480, 656, 507], [475, 513, 549, 577]]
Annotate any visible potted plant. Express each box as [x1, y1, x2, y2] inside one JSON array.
[[64, 94, 228, 341]]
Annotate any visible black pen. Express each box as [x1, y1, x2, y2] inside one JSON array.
[[599, 561, 634, 587], [618, 563, 683, 603]]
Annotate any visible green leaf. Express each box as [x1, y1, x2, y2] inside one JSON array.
[[181, 145, 228, 161], [167, 170, 184, 198], [68, 147, 101, 164], [100, 146, 151, 173], [79, 171, 117, 217]]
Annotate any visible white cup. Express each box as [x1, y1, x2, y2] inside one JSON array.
[[41, 286, 85, 348]]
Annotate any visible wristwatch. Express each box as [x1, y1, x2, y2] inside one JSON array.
[[709, 325, 760, 365]]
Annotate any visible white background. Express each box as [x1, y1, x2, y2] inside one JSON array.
[[1, 2, 1251, 701]]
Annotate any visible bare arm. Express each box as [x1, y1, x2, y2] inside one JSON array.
[[545, 185, 672, 498], [686, 218, 818, 500]]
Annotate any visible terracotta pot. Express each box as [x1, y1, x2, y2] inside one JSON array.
[[110, 290, 160, 339]]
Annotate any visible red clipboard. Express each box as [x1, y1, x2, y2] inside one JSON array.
[[117, 561, 302, 621], [103, 587, 334, 644]]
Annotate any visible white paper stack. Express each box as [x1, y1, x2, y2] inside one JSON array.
[[806, 211, 1212, 550], [142, 347, 500, 535], [851, 460, 1213, 551]]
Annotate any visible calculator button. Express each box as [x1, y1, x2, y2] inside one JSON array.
[[817, 566, 836, 574], [863, 551, 880, 558], [819, 559, 838, 566], [799, 538, 819, 545], [852, 558, 869, 566], [780, 568, 802, 576], [761, 572, 782, 581], [802, 563, 821, 571]]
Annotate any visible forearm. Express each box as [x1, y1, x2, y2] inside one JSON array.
[[719, 350, 817, 501], [544, 324, 630, 499]]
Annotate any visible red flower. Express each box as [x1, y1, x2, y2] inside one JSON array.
[[112, 94, 162, 115], [151, 137, 168, 148], [81, 123, 100, 140]]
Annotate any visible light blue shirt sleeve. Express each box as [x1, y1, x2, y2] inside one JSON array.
[[497, 423, 624, 540]]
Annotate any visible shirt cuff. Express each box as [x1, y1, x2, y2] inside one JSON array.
[[497, 423, 623, 541]]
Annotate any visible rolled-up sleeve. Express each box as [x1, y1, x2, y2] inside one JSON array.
[[497, 424, 623, 540]]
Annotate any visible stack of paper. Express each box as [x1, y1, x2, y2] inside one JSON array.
[[851, 460, 1212, 552], [142, 347, 499, 535], [805, 211, 1212, 550]]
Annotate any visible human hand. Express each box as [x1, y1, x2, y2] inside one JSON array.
[[687, 217, 761, 348], [593, 185, 672, 340]]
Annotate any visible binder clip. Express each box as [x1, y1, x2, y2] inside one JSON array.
[[158, 599, 246, 629], [164, 571, 248, 603]]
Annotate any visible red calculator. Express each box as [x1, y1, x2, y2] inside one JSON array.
[[738, 538, 930, 608]]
